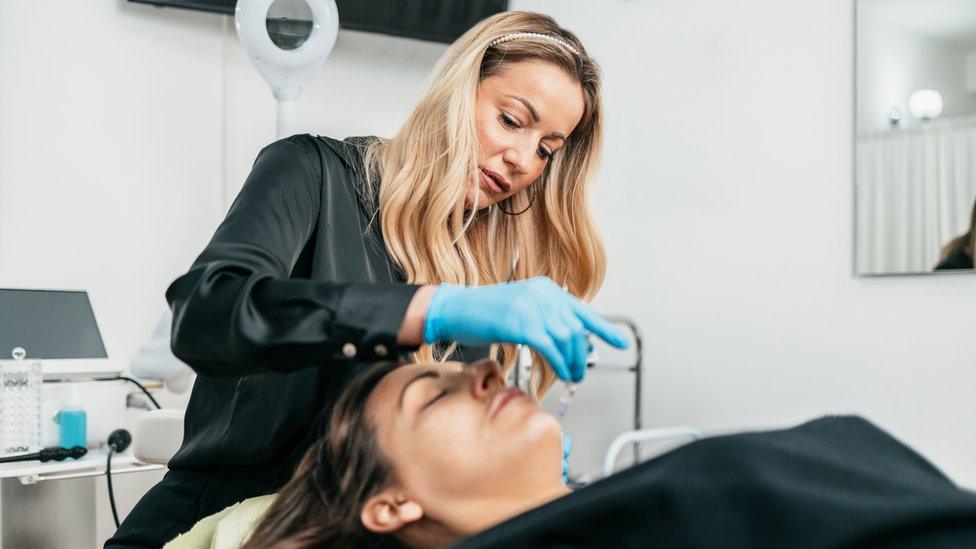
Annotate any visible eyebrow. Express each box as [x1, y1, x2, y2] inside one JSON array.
[[398, 370, 439, 410], [504, 94, 567, 141]]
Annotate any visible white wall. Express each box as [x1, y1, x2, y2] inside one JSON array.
[[858, 6, 976, 134], [0, 1, 226, 374], [967, 50, 976, 92], [1, 1, 975, 543], [0, 1, 225, 544]]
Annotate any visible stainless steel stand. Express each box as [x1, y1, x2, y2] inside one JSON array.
[[2, 476, 96, 549], [0, 453, 163, 548], [600, 315, 644, 465]]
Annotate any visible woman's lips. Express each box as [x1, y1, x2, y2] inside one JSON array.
[[489, 387, 526, 419], [480, 169, 510, 194]]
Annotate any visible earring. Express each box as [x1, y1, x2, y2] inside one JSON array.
[[498, 186, 536, 216]]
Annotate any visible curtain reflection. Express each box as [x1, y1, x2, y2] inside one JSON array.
[[856, 117, 976, 274]]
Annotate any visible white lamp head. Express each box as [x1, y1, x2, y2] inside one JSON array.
[[235, 0, 340, 102], [908, 89, 944, 122]]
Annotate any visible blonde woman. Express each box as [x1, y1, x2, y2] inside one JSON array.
[[108, 10, 626, 548]]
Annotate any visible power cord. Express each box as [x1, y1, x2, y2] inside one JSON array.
[[106, 429, 132, 529], [95, 375, 162, 410]]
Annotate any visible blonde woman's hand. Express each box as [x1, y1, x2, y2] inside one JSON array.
[[422, 276, 628, 382]]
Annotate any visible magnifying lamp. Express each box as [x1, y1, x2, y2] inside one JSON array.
[[235, 0, 340, 137]]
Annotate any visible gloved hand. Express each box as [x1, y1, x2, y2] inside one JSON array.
[[561, 432, 572, 485], [423, 277, 629, 382]]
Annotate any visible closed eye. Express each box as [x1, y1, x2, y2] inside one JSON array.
[[499, 113, 554, 160], [422, 389, 448, 411]]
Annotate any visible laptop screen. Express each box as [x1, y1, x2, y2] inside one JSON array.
[[0, 289, 108, 360]]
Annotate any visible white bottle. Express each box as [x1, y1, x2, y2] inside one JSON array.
[[0, 347, 42, 455]]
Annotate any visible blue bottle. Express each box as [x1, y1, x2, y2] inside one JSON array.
[[56, 387, 87, 451]]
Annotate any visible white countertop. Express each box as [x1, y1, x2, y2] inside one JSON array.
[[0, 448, 161, 482]]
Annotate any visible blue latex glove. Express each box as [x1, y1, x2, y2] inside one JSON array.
[[423, 277, 629, 382], [561, 432, 572, 485]]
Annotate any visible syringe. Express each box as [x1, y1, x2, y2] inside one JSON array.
[[555, 382, 577, 420], [555, 335, 597, 421]]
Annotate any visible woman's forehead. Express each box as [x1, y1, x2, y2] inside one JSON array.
[[368, 361, 466, 413], [484, 59, 585, 135], [395, 361, 463, 382]]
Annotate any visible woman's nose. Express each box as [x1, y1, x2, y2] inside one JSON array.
[[502, 141, 531, 175], [469, 358, 505, 399]]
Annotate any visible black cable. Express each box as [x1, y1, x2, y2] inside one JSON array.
[[115, 375, 163, 410], [92, 375, 162, 410], [106, 429, 131, 529], [107, 449, 120, 528]]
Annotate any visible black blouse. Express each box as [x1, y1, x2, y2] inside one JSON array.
[[164, 134, 422, 471]]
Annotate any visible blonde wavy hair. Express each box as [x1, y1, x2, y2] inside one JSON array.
[[361, 11, 606, 398]]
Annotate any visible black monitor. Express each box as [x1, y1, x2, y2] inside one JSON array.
[[0, 288, 118, 379], [129, 0, 509, 44], [0, 289, 108, 361]]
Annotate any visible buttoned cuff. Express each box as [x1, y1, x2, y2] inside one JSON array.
[[332, 283, 423, 362]]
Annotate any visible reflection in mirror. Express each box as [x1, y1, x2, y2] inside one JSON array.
[[855, 0, 976, 275], [266, 0, 314, 51]]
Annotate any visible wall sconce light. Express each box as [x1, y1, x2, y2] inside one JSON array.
[[908, 89, 944, 122], [888, 106, 902, 128]]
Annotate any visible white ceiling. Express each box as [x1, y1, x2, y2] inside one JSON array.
[[860, 0, 976, 47]]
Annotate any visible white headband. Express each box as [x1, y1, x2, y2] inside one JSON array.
[[488, 32, 581, 57]]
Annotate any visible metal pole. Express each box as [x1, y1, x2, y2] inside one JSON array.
[[603, 315, 643, 466]]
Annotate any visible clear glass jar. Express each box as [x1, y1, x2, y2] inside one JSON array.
[[0, 347, 42, 455]]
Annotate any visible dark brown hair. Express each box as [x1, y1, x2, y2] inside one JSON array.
[[938, 198, 976, 265], [242, 361, 406, 549]]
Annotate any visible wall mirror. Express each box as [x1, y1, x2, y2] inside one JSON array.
[[855, 0, 976, 275]]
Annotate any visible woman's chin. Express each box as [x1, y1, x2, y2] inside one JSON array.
[[518, 408, 562, 443], [464, 187, 497, 211]]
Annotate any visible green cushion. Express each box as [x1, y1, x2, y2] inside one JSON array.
[[163, 494, 276, 549]]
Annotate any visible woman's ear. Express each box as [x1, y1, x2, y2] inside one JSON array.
[[360, 489, 424, 534]]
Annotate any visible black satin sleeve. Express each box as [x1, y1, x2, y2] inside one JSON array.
[[164, 136, 421, 376]]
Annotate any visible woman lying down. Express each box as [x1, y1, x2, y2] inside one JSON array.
[[165, 359, 976, 548]]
